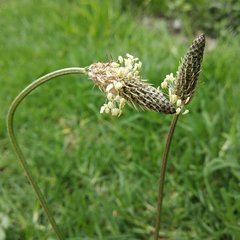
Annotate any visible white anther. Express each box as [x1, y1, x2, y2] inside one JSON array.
[[106, 71, 112, 77], [118, 56, 123, 64], [105, 107, 110, 114], [133, 64, 138, 72], [115, 95, 121, 101], [161, 81, 168, 89], [168, 73, 175, 82], [171, 94, 178, 103], [114, 81, 123, 90], [119, 98, 126, 108], [107, 93, 113, 100], [133, 70, 139, 76], [115, 68, 121, 77], [107, 101, 114, 109], [100, 106, 105, 114], [106, 84, 113, 92], [111, 108, 120, 116], [137, 61, 142, 69], [111, 62, 120, 68], [127, 72, 132, 79], [164, 73, 175, 83], [176, 107, 181, 115], [177, 99, 182, 107], [185, 96, 190, 104], [182, 109, 189, 115], [126, 53, 134, 59], [118, 67, 128, 77], [118, 109, 122, 116], [124, 58, 132, 67]]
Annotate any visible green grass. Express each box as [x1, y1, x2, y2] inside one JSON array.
[[0, 0, 240, 239]]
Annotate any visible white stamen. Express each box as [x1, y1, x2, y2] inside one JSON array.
[[106, 84, 113, 92], [176, 107, 181, 115], [119, 98, 126, 108], [164, 73, 175, 83], [107, 101, 114, 109], [100, 106, 105, 114], [126, 53, 134, 59], [124, 58, 132, 68], [106, 71, 112, 77], [177, 99, 182, 107], [171, 94, 178, 103], [111, 62, 120, 68], [185, 96, 190, 104], [118, 67, 128, 77], [182, 109, 189, 115], [111, 108, 120, 116], [115, 95, 121, 101], [114, 81, 123, 90], [107, 92, 113, 100], [118, 56, 123, 64], [133, 64, 138, 72], [105, 107, 110, 114], [137, 61, 142, 69], [127, 72, 132, 79], [161, 81, 168, 89]]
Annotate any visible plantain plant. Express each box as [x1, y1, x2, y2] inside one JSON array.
[[7, 34, 205, 239]]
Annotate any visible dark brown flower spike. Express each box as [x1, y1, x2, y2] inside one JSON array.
[[161, 34, 206, 115], [174, 34, 205, 103]]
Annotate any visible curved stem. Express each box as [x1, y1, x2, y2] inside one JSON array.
[[154, 114, 179, 240], [6, 67, 87, 240]]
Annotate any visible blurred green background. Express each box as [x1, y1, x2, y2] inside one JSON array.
[[0, 0, 240, 239]]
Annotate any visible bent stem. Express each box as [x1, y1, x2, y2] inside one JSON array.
[[154, 114, 179, 240], [7, 67, 87, 240]]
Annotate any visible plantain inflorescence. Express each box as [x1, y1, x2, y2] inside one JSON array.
[[88, 53, 176, 117], [161, 34, 206, 115]]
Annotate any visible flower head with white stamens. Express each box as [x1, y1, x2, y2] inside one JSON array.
[[88, 54, 176, 117]]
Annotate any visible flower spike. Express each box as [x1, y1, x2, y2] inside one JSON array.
[[160, 34, 206, 115], [88, 54, 176, 116]]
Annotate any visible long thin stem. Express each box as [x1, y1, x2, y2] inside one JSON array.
[[6, 67, 87, 240], [154, 114, 179, 240]]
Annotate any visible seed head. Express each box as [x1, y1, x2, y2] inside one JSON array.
[[88, 54, 176, 116], [160, 34, 206, 115], [174, 34, 205, 103]]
